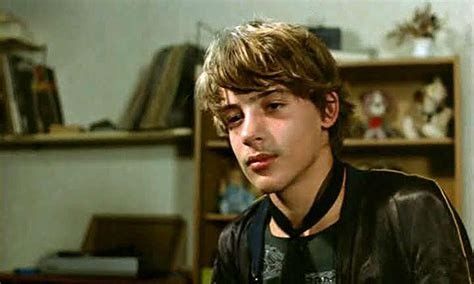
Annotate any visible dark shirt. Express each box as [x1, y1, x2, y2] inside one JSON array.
[[263, 223, 338, 283]]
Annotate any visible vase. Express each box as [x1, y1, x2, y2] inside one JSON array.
[[412, 37, 433, 57]]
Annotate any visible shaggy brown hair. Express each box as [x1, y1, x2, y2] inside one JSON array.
[[195, 20, 353, 155]]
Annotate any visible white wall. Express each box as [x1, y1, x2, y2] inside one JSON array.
[[0, 147, 193, 268], [1, 0, 473, 271]]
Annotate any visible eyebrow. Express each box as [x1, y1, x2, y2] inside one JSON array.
[[217, 87, 285, 113]]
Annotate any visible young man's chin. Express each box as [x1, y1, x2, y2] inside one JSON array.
[[249, 177, 284, 195]]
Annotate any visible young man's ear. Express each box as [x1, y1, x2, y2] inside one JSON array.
[[321, 91, 339, 128]]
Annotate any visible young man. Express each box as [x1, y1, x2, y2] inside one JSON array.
[[195, 20, 473, 283]]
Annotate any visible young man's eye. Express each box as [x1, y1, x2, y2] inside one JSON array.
[[225, 114, 243, 127], [266, 102, 284, 111]]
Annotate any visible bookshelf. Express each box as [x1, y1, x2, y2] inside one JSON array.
[[0, 40, 199, 278], [192, 56, 462, 283], [0, 128, 192, 149], [0, 43, 199, 149]]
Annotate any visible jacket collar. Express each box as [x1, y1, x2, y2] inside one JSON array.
[[335, 163, 367, 282]]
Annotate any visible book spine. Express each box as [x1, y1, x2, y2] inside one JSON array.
[[0, 55, 11, 134], [139, 45, 189, 130], [154, 45, 189, 128], [45, 67, 64, 124], [133, 47, 172, 130], [32, 65, 63, 133], [10, 56, 37, 134], [1, 54, 23, 134]]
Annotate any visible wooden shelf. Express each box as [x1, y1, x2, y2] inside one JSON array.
[[337, 56, 456, 68], [0, 37, 46, 52], [205, 139, 229, 149], [205, 137, 454, 150], [204, 213, 237, 222], [0, 127, 192, 148], [344, 137, 454, 147]]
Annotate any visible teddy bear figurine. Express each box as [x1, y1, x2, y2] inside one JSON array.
[[402, 77, 452, 139], [360, 90, 390, 139]]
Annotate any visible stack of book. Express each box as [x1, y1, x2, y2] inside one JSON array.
[[0, 53, 63, 135], [118, 44, 203, 131]]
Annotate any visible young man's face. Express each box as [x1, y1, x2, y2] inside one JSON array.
[[218, 86, 335, 194]]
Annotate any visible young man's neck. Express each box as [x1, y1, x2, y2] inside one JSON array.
[[269, 147, 339, 233]]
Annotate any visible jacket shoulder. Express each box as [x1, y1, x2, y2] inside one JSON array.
[[216, 197, 266, 253], [212, 197, 266, 283], [362, 168, 446, 203]]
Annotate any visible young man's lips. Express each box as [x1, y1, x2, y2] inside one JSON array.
[[246, 154, 277, 171]]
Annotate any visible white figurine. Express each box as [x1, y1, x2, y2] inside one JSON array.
[[402, 77, 452, 139]]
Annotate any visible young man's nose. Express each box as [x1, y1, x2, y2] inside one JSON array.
[[241, 112, 264, 147]]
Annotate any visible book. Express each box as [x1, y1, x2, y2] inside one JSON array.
[[0, 55, 11, 134], [0, 89, 6, 133], [139, 44, 203, 130], [152, 45, 190, 129], [7, 55, 37, 134], [158, 45, 203, 129], [139, 44, 189, 130], [118, 47, 172, 130], [31, 65, 63, 133], [119, 44, 203, 131], [0, 54, 63, 134], [0, 54, 23, 134], [117, 66, 149, 130]]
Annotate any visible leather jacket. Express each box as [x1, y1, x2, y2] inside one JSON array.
[[212, 164, 473, 283]]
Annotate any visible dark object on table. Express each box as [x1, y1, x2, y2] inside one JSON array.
[[89, 119, 117, 131]]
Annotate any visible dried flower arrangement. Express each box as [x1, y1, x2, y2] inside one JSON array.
[[387, 3, 442, 45]]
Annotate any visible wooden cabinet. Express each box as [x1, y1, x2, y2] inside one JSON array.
[[192, 56, 462, 283], [338, 56, 461, 208]]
